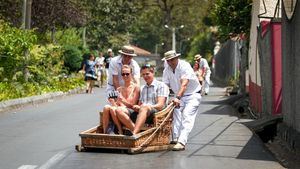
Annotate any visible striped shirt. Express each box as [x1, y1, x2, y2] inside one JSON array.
[[140, 79, 169, 105]]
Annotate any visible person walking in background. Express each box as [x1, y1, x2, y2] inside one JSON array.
[[106, 45, 140, 96], [194, 54, 211, 95], [82, 53, 97, 94], [115, 65, 169, 135], [162, 50, 202, 151], [95, 51, 105, 88], [104, 48, 113, 79], [193, 61, 204, 86]]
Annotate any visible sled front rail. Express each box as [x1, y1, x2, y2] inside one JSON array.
[[76, 103, 175, 154]]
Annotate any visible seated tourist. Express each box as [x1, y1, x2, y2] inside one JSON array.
[[101, 65, 140, 134], [116, 65, 169, 135]]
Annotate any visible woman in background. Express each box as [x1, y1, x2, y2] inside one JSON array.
[[82, 53, 97, 94]]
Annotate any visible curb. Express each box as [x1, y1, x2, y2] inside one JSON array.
[[0, 87, 85, 113]]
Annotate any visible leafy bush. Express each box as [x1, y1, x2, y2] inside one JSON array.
[[45, 28, 82, 47], [0, 20, 37, 82], [0, 74, 84, 101], [29, 44, 64, 83], [0, 20, 85, 101], [63, 45, 83, 72]]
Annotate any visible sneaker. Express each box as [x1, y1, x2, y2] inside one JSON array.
[[172, 142, 185, 151]]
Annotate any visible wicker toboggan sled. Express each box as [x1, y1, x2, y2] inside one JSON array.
[[75, 103, 175, 154]]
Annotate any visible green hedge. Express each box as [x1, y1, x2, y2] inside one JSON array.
[[0, 74, 85, 102]]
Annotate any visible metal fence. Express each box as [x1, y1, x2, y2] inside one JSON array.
[[213, 40, 241, 83], [257, 23, 273, 116]]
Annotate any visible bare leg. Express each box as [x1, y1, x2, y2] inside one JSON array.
[[133, 105, 150, 134], [117, 109, 135, 131], [102, 105, 111, 133], [89, 80, 94, 93], [86, 80, 90, 93], [100, 73, 104, 88], [110, 108, 123, 134]]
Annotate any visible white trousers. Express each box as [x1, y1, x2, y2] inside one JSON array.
[[173, 93, 201, 145], [204, 72, 211, 94]]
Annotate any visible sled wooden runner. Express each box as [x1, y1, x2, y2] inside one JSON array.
[[76, 103, 175, 154]]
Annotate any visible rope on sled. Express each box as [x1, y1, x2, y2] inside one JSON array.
[[135, 103, 175, 152]]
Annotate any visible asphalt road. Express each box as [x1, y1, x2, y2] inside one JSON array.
[[0, 85, 284, 169], [0, 87, 105, 169]]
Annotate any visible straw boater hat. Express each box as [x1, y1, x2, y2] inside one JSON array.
[[107, 48, 112, 52], [194, 54, 202, 61], [118, 45, 137, 57], [162, 50, 181, 61]]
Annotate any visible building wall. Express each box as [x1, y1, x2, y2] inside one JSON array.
[[247, 0, 280, 113], [248, 0, 262, 112], [282, 1, 300, 132]]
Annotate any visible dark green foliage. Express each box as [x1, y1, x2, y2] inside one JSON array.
[[63, 45, 83, 72], [211, 0, 252, 41], [0, 20, 84, 101], [0, 0, 22, 27], [188, 28, 215, 63], [84, 0, 140, 49], [0, 20, 37, 82]]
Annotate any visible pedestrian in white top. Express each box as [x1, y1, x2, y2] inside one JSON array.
[[162, 50, 202, 151], [194, 54, 211, 95], [95, 51, 105, 88], [106, 45, 140, 96]]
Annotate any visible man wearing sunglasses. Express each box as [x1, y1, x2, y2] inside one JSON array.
[[106, 45, 140, 96], [162, 50, 202, 151]]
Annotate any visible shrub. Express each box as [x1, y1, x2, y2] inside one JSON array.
[[63, 45, 83, 72]]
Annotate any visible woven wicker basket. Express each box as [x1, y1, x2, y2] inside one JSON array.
[[76, 104, 175, 153]]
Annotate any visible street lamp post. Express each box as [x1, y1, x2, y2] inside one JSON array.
[[155, 43, 164, 56], [164, 25, 184, 51]]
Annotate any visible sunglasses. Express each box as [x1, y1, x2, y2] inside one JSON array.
[[122, 73, 130, 76]]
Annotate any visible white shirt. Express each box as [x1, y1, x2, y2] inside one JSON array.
[[95, 57, 105, 65], [107, 55, 140, 86], [163, 59, 201, 96], [199, 58, 211, 74], [95, 57, 105, 70]]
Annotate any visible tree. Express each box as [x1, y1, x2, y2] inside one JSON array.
[[0, 0, 22, 27], [211, 0, 252, 41], [131, 0, 212, 54], [31, 0, 87, 32], [83, 0, 140, 49], [0, 0, 87, 32]]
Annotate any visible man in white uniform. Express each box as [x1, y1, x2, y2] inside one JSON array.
[[106, 45, 140, 96], [194, 54, 211, 95], [162, 50, 202, 151]]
